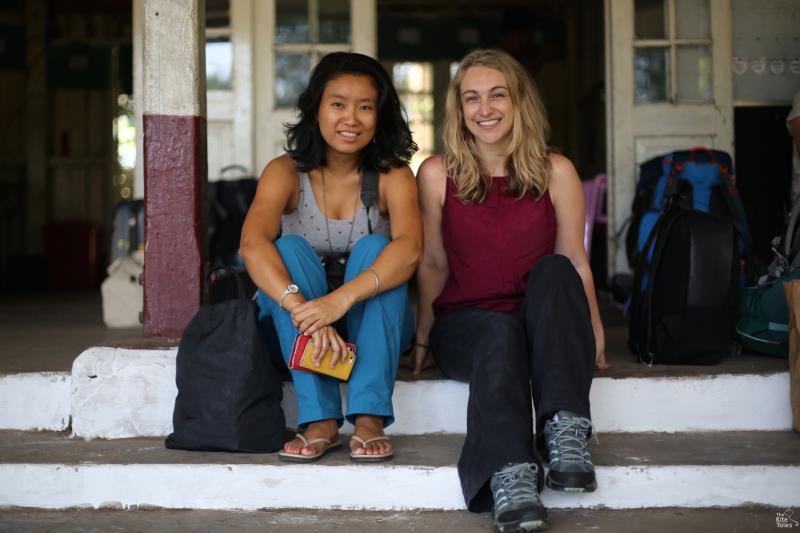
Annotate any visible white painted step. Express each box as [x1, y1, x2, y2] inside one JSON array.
[[0, 373, 71, 431], [0, 346, 794, 437], [1, 431, 798, 511]]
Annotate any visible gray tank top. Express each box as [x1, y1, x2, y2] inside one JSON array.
[[281, 172, 391, 256]]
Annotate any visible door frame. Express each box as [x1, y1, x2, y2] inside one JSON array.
[[253, 0, 377, 172]]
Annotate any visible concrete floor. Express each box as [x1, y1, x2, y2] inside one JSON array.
[[0, 289, 788, 378], [2, 430, 798, 467], [0, 291, 142, 374], [0, 507, 791, 532]]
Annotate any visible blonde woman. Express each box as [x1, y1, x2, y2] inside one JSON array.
[[414, 49, 606, 531]]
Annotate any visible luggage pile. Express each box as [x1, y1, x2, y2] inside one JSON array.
[[627, 147, 753, 365], [104, 200, 145, 328], [101, 165, 258, 328]]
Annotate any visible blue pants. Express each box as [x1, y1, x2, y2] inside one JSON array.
[[255, 235, 413, 430]]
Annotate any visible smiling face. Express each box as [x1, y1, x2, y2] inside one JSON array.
[[316, 73, 378, 158], [459, 66, 514, 152]]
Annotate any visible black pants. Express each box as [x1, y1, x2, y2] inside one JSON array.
[[430, 254, 595, 512]]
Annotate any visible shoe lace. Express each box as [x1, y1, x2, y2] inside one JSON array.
[[547, 416, 597, 465], [493, 463, 541, 511]]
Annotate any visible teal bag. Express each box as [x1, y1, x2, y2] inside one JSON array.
[[736, 268, 800, 357]]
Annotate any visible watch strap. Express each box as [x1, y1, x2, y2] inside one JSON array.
[[279, 284, 297, 310]]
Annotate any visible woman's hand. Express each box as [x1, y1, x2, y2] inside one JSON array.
[[412, 344, 435, 377], [291, 293, 351, 336], [594, 324, 610, 370], [309, 325, 348, 368]]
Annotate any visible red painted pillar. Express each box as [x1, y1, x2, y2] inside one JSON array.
[[141, 0, 207, 337]]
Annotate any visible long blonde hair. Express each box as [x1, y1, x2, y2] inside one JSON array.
[[443, 48, 551, 203]]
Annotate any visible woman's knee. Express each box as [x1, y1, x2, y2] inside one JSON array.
[[534, 254, 573, 273], [274, 235, 318, 266], [350, 234, 390, 262], [529, 254, 580, 285], [275, 235, 312, 255]]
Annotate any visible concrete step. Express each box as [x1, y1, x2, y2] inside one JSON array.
[[0, 506, 791, 532], [0, 345, 793, 437], [0, 372, 71, 431], [1, 430, 798, 511]]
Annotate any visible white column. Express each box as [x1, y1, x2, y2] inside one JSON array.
[[133, 0, 144, 200], [142, 0, 207, 118]]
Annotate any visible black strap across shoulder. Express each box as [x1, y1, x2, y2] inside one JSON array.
[[360, 169, 379, 234]]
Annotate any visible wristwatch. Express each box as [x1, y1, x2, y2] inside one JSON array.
[[279, 283, 299, 310]]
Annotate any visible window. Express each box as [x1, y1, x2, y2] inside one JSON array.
[[392, 62, 434, 174], [633, 0, 712, 104], [206, 0, 233, 91], [114, 94, 136, 200], [274, 0, 351, 108]]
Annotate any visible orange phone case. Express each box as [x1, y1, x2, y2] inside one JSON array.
[[287, 334, 357, 381]]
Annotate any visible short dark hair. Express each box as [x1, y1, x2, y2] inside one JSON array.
[[285, 52, 417, 173]]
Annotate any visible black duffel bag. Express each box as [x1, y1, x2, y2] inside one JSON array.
[[166, 270, 286, 452]]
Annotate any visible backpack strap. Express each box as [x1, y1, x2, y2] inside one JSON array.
[[716, 168, 755, 282], [360, 169, 379, 234], [630, 201, 683, 364], [662, 156, 690, 208]]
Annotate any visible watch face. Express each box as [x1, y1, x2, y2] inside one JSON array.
[[289, 284, 299, 293]]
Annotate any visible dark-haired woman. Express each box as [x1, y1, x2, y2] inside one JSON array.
[[241, 52, 422, 463]]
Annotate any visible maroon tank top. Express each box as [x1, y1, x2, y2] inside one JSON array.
[[433, 176, 556, 315]]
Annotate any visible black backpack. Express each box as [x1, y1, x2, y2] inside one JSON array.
[[166, 270, 286, 452], [208, 166, 258, 268], [628, 201, 740, 365]]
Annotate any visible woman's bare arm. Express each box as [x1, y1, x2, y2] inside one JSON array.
[[240, 155, 348, 364], [548, 154, 609, 370], [413, 155, 450, 375], [240, 154, 305, 309]]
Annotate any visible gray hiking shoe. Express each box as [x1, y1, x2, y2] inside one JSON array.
[[490, 463, 548, 532], [543, 410, 597, 492]]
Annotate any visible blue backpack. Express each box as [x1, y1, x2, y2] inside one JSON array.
[[625, 147, 753, 282]]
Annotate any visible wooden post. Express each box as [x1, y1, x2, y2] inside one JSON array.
[[141, 0, 207, 337]]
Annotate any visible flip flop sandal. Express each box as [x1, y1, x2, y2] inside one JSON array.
[[278, 433, 342, 463], [349, 435, 394, 463]]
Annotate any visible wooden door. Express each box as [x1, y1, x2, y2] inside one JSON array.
[[605, 0, 734, 273]]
